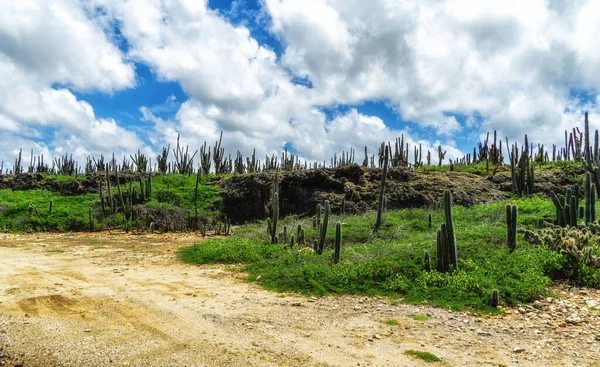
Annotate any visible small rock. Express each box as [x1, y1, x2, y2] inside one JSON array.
[[373, 334, 381, 340], [291, 302, 302, 307], [513, 347, 525, 353], [83, 329, 91, 332], [585, 299, 598, 308], [477, 331, 492, 336], [566, 315, 583, 325]]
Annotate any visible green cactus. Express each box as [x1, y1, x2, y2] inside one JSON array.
[[375, 145, 389, 230], [428, 213, 432, 228], [318, 200, 330, 254], [299, 228, 305, 246], [267, 192, 279, 244], [316, 203, 322, 227], [333, 221, 341, 264], [491, 289, 499, 308], [290, 234, 295, 249], [443, 190, 458, 270], [585, 172, 597, 225], [423, 251, 431, 272], [436, 190, 458, 272], [506, 204, 518, 252], [313, 239, 318, 252]]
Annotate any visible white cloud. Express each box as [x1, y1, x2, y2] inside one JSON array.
[[0, 0, 144, 170], [3, 0, 600, 171]]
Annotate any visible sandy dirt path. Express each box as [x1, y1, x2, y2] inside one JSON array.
[[0, 232, 599, 367]]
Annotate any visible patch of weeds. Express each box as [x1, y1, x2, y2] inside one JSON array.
[[412, 314, 430, 321], [404, 350, 441, 363], [46, 249, 65, 253], [178, 197, 600, 313], [385, 319, 400, 325]]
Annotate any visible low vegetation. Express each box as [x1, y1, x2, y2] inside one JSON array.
[[403, 350, 442, 363], [0, 174, 221, 232], [179, 195, 600, 312]]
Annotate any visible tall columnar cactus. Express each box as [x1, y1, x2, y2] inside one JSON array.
[[316, 203, 322, 228], [428, 213, 432, 228], [266, 192, 279, 244], [443, 190, 458, 269], [333, 221, 342, 264], [299, 228, 305, 246], [423, 251, 432, 272], [491, 289, 499, 308], [317, 200, 331, 254], [375, 145, 389, 230], [436, 190, 458, 272], [585, 172, 597, 225], [289, 234, 295, 249], [506, 204, 518, 252]]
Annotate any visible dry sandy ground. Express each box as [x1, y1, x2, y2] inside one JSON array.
[[0, 232, 599, 367]]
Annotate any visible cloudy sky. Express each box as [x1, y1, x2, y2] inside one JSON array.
[[0, 0, 599, 171]]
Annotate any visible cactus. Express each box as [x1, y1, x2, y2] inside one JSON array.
[[333, 221, 341, 264], [299, 228, 305, 245], [585, 172, 596, 225], [290, 234, 295, 249], [283, 225, 288, 244], [428, 213, 432, 228], [436, 190, 458, 272], [423, 251, 431, 272], [506, 204, 518, 251], [375, 145, 389, 230], [318, 201, 330, 254], [491, 289, 499, 308], [443, 190, 458, 270], [316, 203, 322, 228], [267, 192, 279, 244], [313, 239, 318, 252], [49, 200, 53, 214]]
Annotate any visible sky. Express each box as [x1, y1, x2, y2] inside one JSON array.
[[0, 0, 599, 171]]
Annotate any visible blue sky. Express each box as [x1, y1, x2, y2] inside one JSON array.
[[0, 0, 599, 169]]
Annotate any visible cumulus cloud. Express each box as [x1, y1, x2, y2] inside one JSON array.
[[265, 0, 600, 144], [0, 0, 143, 170], [3, 0, 600, 171]]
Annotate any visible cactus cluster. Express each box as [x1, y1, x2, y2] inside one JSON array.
[[510, 135, 534, 197], [523, 225, 600, 268], [551, 184, 581, 227], [435, 190, 458, 273]]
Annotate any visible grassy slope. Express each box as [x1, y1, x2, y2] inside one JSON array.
[[0, 174, 221, 231], [179, 195, 600, 312]]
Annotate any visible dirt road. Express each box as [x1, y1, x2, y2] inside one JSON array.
[[1, 232, 599, 367]]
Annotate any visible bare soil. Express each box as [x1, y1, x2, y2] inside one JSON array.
[[1, 232, 599, 367]]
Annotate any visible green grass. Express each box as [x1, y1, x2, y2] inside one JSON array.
[[403, 350, 441, 363], [0, 189, 99, 231], [385, 319, 400, 325], [0, 173, 222, 232], [177, 195, 589, 312], [412, 314, 429, 321], [149, 174, 220, 214]]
